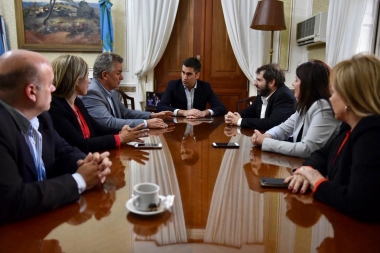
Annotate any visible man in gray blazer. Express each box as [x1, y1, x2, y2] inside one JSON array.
[[81, 53, 174, 129]]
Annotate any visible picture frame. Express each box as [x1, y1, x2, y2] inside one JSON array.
[[14, 0, 102, 52]]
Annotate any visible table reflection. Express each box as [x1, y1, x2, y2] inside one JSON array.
[[1, 117, 379, 253]]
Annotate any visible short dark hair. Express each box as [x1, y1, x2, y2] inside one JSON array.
[[181, 151, 200, 166], [296, 60, 331, 114], [93, 52, 123, 79], [183, 57, 201, 73], [256, 63, 285, 87]]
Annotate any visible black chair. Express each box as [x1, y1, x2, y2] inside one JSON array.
[[115, 88, 135, 110], [236, 96, 256, 111]]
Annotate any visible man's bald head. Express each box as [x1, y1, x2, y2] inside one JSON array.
[[0, 50, 50, 91]]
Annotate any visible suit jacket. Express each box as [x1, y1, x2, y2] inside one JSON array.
[[81, 78, 151, 129], [239, 84, 295, 130], [156, 79, 227, 116], [0, 105, 85, 224], [303, 116, 380, 222], [262, 99, 341, 158], [49, 96, 120, 153]]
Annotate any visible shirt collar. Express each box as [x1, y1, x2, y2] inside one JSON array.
[[0, 99, 31, 134], [183, 81, 198, 91], [96, 78, 114, 98], [261, 88, 277, 104]]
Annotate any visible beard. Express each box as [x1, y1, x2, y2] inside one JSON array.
[[258, 82, 271, 97]]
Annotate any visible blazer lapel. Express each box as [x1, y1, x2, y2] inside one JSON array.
[[111, 92, 122, 118]]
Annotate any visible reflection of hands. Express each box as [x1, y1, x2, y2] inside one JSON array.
[[224, 111, 241, 125], [251, 130, 272, 146], [119, 123, 149, 143], [70, 187, 116, 224], [76, 151, 112, 190], [286, 192, 314, 204], [120, 146, 150, 165], [183, 119, 203, 126], [147, 118, 168, 129], [148, 125, 175, 135], [224, 125, 239, 137], [151, 111, 175, 121], [104, 158, 126, 190]]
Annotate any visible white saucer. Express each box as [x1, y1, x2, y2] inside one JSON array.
[[126, 195, 168, 215]]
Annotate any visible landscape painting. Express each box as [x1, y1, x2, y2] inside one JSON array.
[[15, 0, 102, 52]]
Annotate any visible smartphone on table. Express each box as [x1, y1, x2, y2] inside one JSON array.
[[212, 142, 239, 148], [134, 143, 162, 149], [260, 178, 289, 188]]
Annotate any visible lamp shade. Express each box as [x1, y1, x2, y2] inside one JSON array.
[[250, 0, 286, 31]]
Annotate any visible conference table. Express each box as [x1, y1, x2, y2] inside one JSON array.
[[1, 117, 379, 253]]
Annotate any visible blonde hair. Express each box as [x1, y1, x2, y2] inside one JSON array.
[[331, 53, 380, 118], [51, 55, 88, 98]]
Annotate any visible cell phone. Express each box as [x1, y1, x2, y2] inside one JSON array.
[[134, 143, 162, 149], [260, 178, 289, 188], [212, 142, 239, 148]]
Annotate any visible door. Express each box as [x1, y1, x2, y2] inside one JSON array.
[[154, 0, 248, 112]]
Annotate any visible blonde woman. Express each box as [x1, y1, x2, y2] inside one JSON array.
[[287, 54, 380, 222], [49, 55, 148, 153]]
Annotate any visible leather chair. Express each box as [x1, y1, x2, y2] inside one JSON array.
[[236, 96, 256, 111], [115, 88, 135, 110]]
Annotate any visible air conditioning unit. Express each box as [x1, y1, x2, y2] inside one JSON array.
[[296, 12, 328, 47]]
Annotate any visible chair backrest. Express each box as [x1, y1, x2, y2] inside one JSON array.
[[115, 88, 135, 110], [236, 96, 257, 111]]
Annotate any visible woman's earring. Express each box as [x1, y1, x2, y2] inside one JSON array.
[[345, 105, 351, 111]]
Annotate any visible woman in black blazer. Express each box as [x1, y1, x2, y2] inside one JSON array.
[[286, 54, 380, 222], [49, 55, 147, 153]]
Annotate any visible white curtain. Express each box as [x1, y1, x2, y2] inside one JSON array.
[[221, 0, 270, 87], [326, 0, 367, 67], [131, 0, 179, 103]]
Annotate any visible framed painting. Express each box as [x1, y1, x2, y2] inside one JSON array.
[[14, 0, 102, 52]]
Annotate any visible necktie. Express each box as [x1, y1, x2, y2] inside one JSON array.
[[26, 126, 47, 181]]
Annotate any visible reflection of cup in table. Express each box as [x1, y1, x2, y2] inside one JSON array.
[[126, 211, 172, 236], [133, 183, 160, 211]]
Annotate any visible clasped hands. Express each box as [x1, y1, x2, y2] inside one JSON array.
[[251, 130, 272, 146], [180, 108, 210, 119], [224, 111, 240, 125], [77, 151, 112, 190], [284, 166, 325, 194]]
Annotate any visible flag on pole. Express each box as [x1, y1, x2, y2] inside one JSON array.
[[0, 15, 10, 56], [98, 0, 114, 52]]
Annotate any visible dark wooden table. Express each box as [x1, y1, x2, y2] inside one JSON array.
[[1, 117, 379, 253]]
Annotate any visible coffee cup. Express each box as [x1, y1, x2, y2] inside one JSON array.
[[132, 183, 160, 212]]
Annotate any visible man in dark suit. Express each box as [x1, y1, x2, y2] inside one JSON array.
[[0, 50, 112, 224], [225, 63, 295, 130], [157, 57, 227, 118]]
